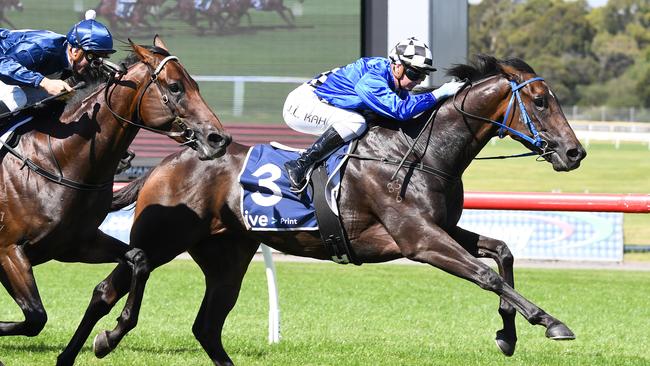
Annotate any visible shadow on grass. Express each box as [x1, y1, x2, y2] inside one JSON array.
[[0, 342, 62, 353]]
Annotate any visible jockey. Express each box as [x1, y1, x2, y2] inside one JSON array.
[[283, 37, 464, 192], [116, 0, 138, 19], [195, 0, 213, 11], [0, 10, 115, 115]]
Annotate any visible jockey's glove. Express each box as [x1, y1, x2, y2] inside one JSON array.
[[431, 80, 465, 101]]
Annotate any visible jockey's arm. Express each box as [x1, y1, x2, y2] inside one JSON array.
[[0, 54, 46, 88], [0, 51, 71, 95], [354, 72, 437, 121]]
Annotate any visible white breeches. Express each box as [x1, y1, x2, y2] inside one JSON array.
[[282, 83, 366, 142], [0, 81, 27, 112]]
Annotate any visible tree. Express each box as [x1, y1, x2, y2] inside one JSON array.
[[469, 0, 650, 107]]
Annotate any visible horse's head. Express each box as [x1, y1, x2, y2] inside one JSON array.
[[451, 55, 586, 171], [124, 36, 231, 159]]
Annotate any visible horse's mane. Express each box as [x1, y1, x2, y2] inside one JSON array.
[[446, 54, 536, 82], [120, 45, 171, 67]]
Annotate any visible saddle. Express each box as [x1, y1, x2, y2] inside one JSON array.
[[0, 115, 32, 151], [238, 141, 359, 265]]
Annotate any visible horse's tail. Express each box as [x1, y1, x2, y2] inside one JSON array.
[[111, 169, 153, 212]]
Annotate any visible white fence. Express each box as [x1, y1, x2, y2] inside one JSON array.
[[570, 121, 650, 148], [194, 75, 307, 117]]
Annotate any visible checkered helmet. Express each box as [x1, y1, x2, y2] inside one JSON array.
[[388, 37, 436, 73]]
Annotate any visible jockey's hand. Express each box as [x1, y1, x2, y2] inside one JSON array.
[[39, 78, 73, 96], [431, 80, 465, 101]]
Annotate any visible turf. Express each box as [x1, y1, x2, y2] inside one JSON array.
[[0, 260, 648, 365], [464, 139, 650, 247]]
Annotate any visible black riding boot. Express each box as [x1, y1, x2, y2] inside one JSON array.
[[285, 127, 345, 193]]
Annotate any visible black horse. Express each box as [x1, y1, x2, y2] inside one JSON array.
[[60, 55, 586, 365]]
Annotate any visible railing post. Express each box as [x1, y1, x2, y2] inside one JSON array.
[[261, 244, 281, 344], [572, 105, 577, 120], [233, 79, 245, 117]]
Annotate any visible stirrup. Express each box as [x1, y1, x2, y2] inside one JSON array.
[[289, 167, 314, 194]]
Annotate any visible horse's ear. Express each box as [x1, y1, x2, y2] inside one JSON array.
[[153, 34, 169, 52], [129, 38, 156, 65]]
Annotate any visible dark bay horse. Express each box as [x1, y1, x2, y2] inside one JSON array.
[[0, 0, 22, 29], [96, 0, 164, 31], [61, 55, 586, 365], [221, 0, 302, 28], [158, 0, 226, 31], [0, 36, 229, 364]]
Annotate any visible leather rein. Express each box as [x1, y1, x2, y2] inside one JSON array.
[[347, 75, 552, 186]]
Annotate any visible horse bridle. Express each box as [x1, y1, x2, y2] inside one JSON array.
[[104, 55, 198, 147], [0, 55, 197, 191], [453, 75, 554, 160]]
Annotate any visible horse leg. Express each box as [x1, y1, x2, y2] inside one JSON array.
[[0, 244, 47, 336], [394, 224, 574, 343], [2, 17, 16, 30], [55, 230, 146, 365], [279, 6, 295, 26], [188, 236, 259, 366], [56, 263, 132, 366], [91, 248, 151, 359], [90, 204, 203, 360], [451, 227, 517, 356]]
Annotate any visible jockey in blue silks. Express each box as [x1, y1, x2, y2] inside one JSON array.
[[0, 10, 115, 114], [282, 37, 465, 192]]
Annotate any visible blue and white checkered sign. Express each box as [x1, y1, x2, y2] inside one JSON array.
[[99, 205, 624, 261], [458, 209, 623, 261]]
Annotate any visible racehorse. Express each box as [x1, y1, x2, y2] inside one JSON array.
[[95, 0, 164, 31], [59, 55, 586, 366], [221, 0, 302, 28], [158, 0, 226, 31], [0, 35, 230, 364], [0, 0, 23, 29]]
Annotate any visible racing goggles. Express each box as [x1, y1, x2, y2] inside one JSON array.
[[404, 65, 427, 82]]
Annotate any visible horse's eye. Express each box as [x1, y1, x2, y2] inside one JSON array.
[[169, 82, 183, 94], [533, 96, 547, 110]]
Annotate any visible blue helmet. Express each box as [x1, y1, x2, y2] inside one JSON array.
[[66, 11, 115, 54]]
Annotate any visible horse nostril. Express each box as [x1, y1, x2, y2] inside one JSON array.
[[567, 147, 586, 161], [207, 132, 230, 147]]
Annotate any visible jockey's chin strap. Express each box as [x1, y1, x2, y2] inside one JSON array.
[[104, 55, 198, 146], [453, 76, 553, 161]]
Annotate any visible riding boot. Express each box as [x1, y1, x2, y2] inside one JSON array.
[[284, 127, 345, 193]]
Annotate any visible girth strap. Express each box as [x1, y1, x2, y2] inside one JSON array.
[[310, 165, 359, 265]]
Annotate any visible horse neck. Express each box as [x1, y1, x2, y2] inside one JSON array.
[[47, 73, 143, 184], [364, 77, 510, 181], [423, 77, 511, 177]]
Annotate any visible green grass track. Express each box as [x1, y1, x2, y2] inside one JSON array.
[[0, 260, 648, 365]]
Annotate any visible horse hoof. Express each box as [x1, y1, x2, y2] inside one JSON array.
[[545, 322, 575, 340], [93, 330, 113, 358], [495, 330, 516, 356]]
